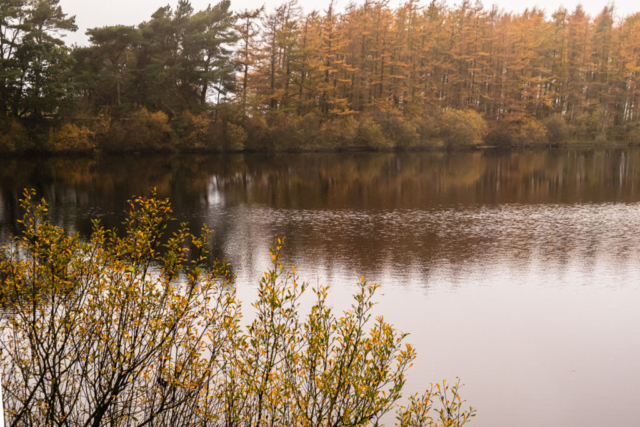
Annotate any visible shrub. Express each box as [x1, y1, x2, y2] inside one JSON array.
[[242, 114, 269, 150], [594, 132, 608, 144], [394, 120, 421, 148], [357, 115, 393, 149], [513, 118, 548, 146], [0, 119, 31, 153], [175, 111, 247, 151], [382, 116, 420, 149], [486, 117, 548, 147], [177, 111, 213, 150], [100, 108, 173, 151], [544, 115, 570, 144], [412, 115, 443, 148], [265, 111, 303, 150], [485, 124, 514, 147], [297, 113, 322, 146], [374, 109, 420, 149], [628, 124, 640, 143], [0, 190, 475, 427], [224, 122, 247, 151], [320, 116, 359, 148], [47, 123, 96, 152], [440, 109, 488, 148], [129, 108, 173, 150], [585, 107, 607, 141]]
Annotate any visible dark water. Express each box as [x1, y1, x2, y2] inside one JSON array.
[[1, 149, 640, 427]]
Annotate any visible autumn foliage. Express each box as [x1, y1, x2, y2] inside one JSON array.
[[0, 190, 475, 426]]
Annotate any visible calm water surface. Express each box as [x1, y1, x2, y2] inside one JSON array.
[[1, 149, 640, 427]]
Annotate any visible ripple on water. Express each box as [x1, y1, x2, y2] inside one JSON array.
[[217, 202, 640, 294]]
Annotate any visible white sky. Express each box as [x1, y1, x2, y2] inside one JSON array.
[[60, 0, 637, 46]]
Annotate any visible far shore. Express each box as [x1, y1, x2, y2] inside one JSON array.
[[2, 140, 639, 159]]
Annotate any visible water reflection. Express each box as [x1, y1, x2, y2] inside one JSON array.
[[1, 149, 640, 427], [3, 149, 640, 276]]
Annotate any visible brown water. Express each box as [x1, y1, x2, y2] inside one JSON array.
[[1, 149, 639, 427]]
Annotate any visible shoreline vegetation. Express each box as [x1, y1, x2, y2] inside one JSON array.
[[1, 1, 640, 154]]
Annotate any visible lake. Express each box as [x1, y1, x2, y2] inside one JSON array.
[[1, 149, 639, 427]]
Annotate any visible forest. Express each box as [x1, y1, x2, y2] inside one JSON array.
[[1, 0, 640, 153]]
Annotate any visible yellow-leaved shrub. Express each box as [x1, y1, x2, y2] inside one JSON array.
[[0, 190, 476, 427], [321, 116, 359, 148], [0, 119, 31, 153], [47, 123, 96, 152], [544, 115, 570, 145], [101, 108, 173, 151], [225, 122, 247, 151], [357, 115, 394, 149], [179, 111, 213, 150], [440, 109, 488, 148], [512, 118, 548, 146]]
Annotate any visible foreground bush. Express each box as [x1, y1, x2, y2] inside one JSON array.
[[0, 191, 474, 427]]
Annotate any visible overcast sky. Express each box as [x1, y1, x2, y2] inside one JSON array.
[[60, 0, 636, 46]]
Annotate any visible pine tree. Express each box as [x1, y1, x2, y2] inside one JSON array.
[[235, 6, 263, 109]]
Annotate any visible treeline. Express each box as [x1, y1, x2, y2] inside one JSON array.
[[1, 0, 640, 153]]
